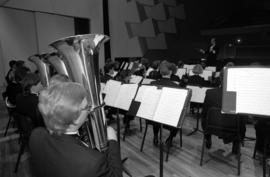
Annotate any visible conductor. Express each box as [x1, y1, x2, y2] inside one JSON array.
[[29, 82, 123, 177], [200, 37, 219, 67]]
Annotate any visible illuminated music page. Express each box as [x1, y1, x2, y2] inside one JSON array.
[[226, 68, 270, 116], [135, 85, 150, 102], [176, 68, 186, 79], [136, 86, 162, 120], [141, 78, 155, 85], [153, 88, 188, 127], [129, 75, 143, 84], [186, 86, 212, 103], [104, 80, 122, 107], [114, 84, 138, 110]]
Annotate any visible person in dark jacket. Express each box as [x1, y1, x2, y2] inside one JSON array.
[[151, 61, 181, 146], [188, 64, 206, 86], [29, 82, 122, 177]]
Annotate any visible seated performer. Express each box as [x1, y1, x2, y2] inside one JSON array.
[[16, 73, 44, 127], [151, 61, 180, 146], [201, 71, 246, 154], [101, 62, 117, 83], [29, 82, 122, 177], [188, 64, 206, 87]]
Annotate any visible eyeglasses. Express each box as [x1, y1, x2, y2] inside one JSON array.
[[80, 103, 105, 114]]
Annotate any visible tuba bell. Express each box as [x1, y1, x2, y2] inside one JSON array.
[[28, 54, 51, 87], [49, 34, 109, 152]]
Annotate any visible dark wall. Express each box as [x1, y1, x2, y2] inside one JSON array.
[[177, 0, 237, 62]]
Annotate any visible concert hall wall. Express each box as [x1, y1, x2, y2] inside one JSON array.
[[0, 0, 104, 93]]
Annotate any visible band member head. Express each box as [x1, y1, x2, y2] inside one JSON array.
[[192, 64, 203, 75], [38, 82, 88, 135], [159, 61, 172, 77]]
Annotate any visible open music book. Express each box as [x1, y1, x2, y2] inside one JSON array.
[[205, 66, 216, 72], [104, 80, 139, 111], [176, 68, 187, 79], [222, 67, 270, 117], [189, 70, 213, 81], [129, 75, 143, 84], [135, 85, 191, 127], [141, 78, 155, 85], [186, 85, 213, 103]]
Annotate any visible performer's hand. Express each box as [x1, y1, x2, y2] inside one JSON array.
[[107, 126, 117, 141]]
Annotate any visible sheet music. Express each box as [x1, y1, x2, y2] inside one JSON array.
[[135, 85, 150, 102], [201, 70, 213, 81], [226, 68, 270, 116], [120, 62, 125, 69], [130, 75, 143, 84], [153, 88, 188, 127], [183, 64, 195, 71], [176, 68, 186, 79], [205, 66, 216, 72], [186, 85, 212, 103], [214, 72, 220, 78], [189, 70, 213, 80], [112, 71, 118, 77], [104, 80, 122, 107], [100, 83, 106, 93], [123, 62, 129, 70], [136, 86, 162, 120], [141, 78, 155, 85], [114, 84, 138, 110], [128, 62, 134, 70], [145, 68, 154, 76]]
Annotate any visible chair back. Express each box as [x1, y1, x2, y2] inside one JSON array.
[[206, 107, 238, 136]]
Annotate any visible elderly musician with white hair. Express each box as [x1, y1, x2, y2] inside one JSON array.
[[29, 82, 123, 177]]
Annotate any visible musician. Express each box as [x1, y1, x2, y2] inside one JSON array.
[[148, 60, 161, 80], [151, 61, 180, 146], [169, 63, 181, 83], [188, 64, 206, 87], [101, 62, 116, 83], [16, 73, 44, 127], [29, 82, 122, 177]]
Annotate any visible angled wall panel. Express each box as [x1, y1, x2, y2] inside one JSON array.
[[168, 4, 186, 19], [157, 18, 177, 34], [144, 3, 167, 20]]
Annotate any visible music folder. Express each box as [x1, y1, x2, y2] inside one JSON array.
[[222, 66, 270, 117], [104, 80, 139, 111], [128, 85, 191, 128]]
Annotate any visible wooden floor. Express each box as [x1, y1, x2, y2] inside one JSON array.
[[0, 100, 265, 177]]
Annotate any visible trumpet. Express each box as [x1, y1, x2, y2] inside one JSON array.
[[49, 34, 109, 152]]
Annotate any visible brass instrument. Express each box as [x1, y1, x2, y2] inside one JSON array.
[[44, 53, 69, 77], [28, 54, 51, 87], [49, 34, 109, 152]]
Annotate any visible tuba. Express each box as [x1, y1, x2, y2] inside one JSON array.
[[49, 34, 109, 152], [28, 54, 51, 87]]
